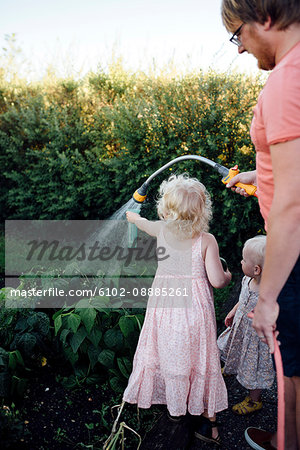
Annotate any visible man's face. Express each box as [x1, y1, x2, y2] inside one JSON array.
[[233, 21, 276, 70]]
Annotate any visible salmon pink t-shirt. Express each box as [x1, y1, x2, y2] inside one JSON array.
[[250, 41, 300, 228]]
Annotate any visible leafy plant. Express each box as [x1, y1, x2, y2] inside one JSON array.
[[0, 289, 52, 397], [0, 401, 27, 449], [53, 295, 144, 392]]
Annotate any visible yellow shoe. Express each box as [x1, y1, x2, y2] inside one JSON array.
[[221, 367, 230, 377], [232, 396, 263, 415]]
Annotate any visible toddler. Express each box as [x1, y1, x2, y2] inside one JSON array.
[[123, 174, 232, 445], [217, 236, 275, 415]]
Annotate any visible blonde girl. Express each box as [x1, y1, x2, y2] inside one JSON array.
[[123, 174, 231, 445], [218, 236, 275, 415]]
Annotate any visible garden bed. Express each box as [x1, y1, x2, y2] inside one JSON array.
[[2, 362, 277, 450]]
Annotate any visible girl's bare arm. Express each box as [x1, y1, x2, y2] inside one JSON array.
[[225, 303, 239, 327], [203, 233, 232, 288], [126, 211, 161, 237]]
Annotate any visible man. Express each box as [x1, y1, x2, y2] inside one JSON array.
[[221, 1, 300, 449]]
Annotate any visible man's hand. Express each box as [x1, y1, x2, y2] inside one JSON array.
[[249, 298, 279, 353], [226, 170, 257, 197]]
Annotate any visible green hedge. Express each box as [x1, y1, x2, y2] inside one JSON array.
[[0, 68, 265, 267]]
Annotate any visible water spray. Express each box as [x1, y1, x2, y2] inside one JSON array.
[[133, 155, 257, 203]]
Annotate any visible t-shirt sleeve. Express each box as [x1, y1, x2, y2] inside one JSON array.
[[262, 64, 300, 145]]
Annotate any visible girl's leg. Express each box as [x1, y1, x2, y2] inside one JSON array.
[[232, 390, 263, 415], [249, 388, 262, 402], [167, 411, 185, 423], [202, 411, 219, 440]]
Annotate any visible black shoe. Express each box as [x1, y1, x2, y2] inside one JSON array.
[[194, 415, 221, 446]]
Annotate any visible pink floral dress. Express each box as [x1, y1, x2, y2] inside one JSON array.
[[123, 226, 228, 417]]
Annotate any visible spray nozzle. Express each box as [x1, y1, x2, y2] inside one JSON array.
[[133, 182, 149, 203]]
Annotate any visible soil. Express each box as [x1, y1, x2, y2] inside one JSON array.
[[2, 364, 277, 450]]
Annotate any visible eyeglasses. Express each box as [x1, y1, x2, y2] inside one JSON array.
[[229, 24, 243, 46]]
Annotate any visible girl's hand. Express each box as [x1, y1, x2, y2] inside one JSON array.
[[225, 269, 232, 282], [225, 309, 235, 327], [126, 211, 140, 223]]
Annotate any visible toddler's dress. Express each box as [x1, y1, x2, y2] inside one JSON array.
[[217, 276, 275, 390], [123, 224, 228, 417]]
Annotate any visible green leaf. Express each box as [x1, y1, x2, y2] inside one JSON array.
[[12, 375, 27, 397], [117, 357, 132, 379], [75, 298, 91, 309], [98, 349, 115, 368], [70, 326, 87, 353], [14, 350, 24, 367], [61, 374, 77, 389], [87, 327, 102, 347], [8, 352, 17, 370], [63, 347, 79, 367], [78, 308, 97, 334], [28, 312, 50, 335], [90, 296, 111, 311], [0, 348, 8, 367], [103, 329, 123, 350], [87, 345, 100, 369], [54, 315, 63, 335], [118, 316, 135, 337], [67, 313, 81, 334], [109, 376, 126, 393], [86, 374, 102, 385], [15, 333, 37, 355], [108, 368, 120, 378], [52, 309, 65, 321], [60, 328, 70, 345]]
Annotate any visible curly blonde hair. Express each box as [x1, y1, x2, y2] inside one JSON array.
[[156, 173, 212, 238]]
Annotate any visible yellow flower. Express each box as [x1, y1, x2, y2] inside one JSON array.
[[41, 357, 47, 367]]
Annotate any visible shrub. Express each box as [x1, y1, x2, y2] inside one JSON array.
[[0, 68, 265, 267]]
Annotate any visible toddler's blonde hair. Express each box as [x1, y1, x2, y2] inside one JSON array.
[[156, 173, 212, 238], [244, 235, 266, 267]]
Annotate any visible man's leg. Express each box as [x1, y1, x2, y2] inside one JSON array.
[[282, 376, 298, 450], [246, 376, 298, 450], [293, 376, 300, 448]]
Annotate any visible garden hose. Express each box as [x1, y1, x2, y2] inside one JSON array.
[[132, 154, 257, 203], [273, 333, 285, 450], [246, 318, 285, 450]]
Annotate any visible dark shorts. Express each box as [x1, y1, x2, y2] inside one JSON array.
[[276, 256, 300, 377]]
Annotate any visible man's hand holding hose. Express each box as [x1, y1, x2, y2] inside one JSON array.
[[226, 169, 257, 197]]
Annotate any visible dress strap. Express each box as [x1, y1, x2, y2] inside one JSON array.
[[193, 232, 203, 248]]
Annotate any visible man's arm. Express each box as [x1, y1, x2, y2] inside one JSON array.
[[252, 138, 300, 352]]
